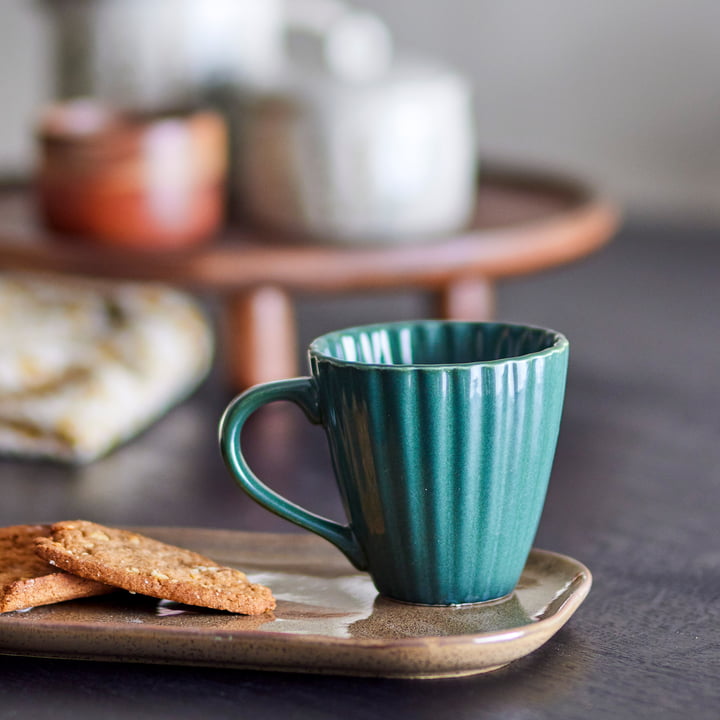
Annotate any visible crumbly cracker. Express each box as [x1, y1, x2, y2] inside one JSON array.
[[35, 520, 275, 615], [0, 524, 114, 613]]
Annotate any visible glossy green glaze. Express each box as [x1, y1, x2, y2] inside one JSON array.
[[220, 321, 569, 605]]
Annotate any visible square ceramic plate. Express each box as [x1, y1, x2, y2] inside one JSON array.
[[0, 528, 591, 679]]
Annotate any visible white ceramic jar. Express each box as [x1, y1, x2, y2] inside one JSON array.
[[236, 60, 477, 244], [43, 0, 392, 109], [44, 0, 286, 107]]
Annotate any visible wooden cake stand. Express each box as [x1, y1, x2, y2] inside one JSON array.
[[0, 166, 619, 389]]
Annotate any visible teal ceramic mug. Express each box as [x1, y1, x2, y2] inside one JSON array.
[[219, 320, 569, 605]]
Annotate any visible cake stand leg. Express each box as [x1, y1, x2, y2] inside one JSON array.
[[225, 285, 298, 390], [437, 276, 495, 321]]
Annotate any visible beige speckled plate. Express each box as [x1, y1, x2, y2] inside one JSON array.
[[0, 528, 591, 679]]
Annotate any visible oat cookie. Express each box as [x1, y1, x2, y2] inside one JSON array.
[[0, 524, 113, 613], [35, 521, 276, 615]]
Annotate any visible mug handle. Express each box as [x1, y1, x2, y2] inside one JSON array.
[[219, 377, 367, 570]]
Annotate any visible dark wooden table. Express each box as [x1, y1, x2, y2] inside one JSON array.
[[0, 219, 718, 718]]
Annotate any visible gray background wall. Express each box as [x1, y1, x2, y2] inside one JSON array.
[[2, 0, 719, 222]]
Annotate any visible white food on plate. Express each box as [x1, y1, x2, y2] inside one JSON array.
[[0, 273, 213, 463]]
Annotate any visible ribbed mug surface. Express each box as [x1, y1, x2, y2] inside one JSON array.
[[220, 321, 569, 605], [309, 322, 568, 604]]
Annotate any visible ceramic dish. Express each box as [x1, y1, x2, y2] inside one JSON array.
[[0, 528, 591, 679]]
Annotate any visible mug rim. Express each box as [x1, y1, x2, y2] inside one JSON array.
[[308, 319, 568, 370]]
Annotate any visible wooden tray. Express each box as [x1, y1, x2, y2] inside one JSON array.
[[0, 166, 617, 290], [0, 166, 619, 388]]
